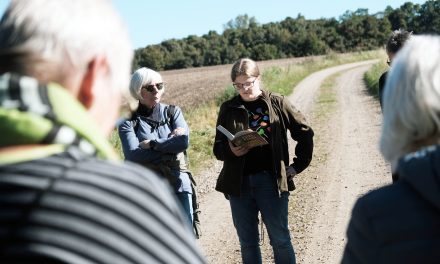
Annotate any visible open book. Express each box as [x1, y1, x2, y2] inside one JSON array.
[[217, 125, 268, 148]]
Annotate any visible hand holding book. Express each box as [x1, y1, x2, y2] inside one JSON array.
[[228, 141, 250, 157], [217, 125, 268, 149]]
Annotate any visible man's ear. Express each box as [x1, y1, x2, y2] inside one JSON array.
[[78, 56, 108, 109]]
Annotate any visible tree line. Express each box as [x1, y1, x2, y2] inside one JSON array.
[[133, 0, 439, 71]]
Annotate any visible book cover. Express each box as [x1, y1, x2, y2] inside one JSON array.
[[217, 125, 268, 148]]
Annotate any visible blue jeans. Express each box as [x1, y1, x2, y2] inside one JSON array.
[[229, 171, 296, 264], [171, 170, 193, 227], [176, 192, 193, 228]]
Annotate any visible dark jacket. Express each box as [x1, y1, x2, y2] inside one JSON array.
[[378, 71, 388, 110], [213, 90, 314, 196], [342, 145, 440, 264]]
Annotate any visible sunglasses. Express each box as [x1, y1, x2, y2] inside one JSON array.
[[143, 83, 164, 92]]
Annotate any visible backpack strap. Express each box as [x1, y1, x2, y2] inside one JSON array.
[[129, 111, 140, 134], [131, 105, 176, 134], [166, 105, 176, 128], [166, 105, 192, 169]]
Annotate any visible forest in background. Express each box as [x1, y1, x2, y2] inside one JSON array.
[[132, 0, 439, 71]]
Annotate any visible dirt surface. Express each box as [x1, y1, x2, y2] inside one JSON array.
[[195, 60, 391, 264]]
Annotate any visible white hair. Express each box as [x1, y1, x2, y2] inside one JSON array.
[[129, 67, 162, 100], [0, 0, 133, 94], [380, 35, 440, 164]]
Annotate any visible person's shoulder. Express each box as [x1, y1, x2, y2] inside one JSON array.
[[160, 103, 184, 115], [353, 181, 414, 218], [55, 150, 169, 188], [0, 152, 170, 196], [59, 153, 177, 203], [265, 90, 283, 98], [84, 158, 170, 187], [117, 117, 133, 128], [263, 90, 286, 104], [220, 95, 241, 108], [168, 104, 183, 113]]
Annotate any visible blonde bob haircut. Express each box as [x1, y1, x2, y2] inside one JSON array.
[[380, 35, 440, 165]]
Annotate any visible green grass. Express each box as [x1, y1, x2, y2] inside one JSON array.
[[262, 50, 383, 96], [109, 130, 124, 158], [315, 73, 339, 118], [185, 101, 219, 173], [364, 57, 388, 98]]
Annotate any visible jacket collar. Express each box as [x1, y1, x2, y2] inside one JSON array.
[[228, 90, 271, 108], [397, 144, 440, 210]]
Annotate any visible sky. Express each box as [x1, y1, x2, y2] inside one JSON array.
[[0, 0, 427, 49]]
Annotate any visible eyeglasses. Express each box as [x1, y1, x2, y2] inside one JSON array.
[[143, 83, 164, 92], [386, 59, 391, 66], [233, 78, 257, 90]]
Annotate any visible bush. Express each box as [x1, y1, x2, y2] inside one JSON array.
[[364, 60, 388, 98]]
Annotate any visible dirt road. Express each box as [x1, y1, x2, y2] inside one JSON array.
[[197, 60, 391, 264]]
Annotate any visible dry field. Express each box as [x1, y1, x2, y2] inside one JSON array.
[[160, 56, 316, 110]]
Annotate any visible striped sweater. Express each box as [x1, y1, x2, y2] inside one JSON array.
[[0, 147, 206, 264]]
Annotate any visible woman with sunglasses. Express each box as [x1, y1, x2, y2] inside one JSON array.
[[213, 58, 314, 264], [118, 67, 194, 228]]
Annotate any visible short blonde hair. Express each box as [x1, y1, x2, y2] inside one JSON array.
[[230, 58, 260, 82], [129, 67, 162, 100], [380, 35, 440, 164]]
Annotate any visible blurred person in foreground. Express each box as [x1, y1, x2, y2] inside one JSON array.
[[378, 29, 412, 110], [118, 67, 200, 236], [0, 1, 205, 263], [213, 58, 314, 264], [342, 35, 440, 264]]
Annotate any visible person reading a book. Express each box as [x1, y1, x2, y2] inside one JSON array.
[[213, 58, 314, 264], [118, 67, 197, 231]]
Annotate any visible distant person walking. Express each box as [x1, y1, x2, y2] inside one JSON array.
[[213, 58, 314, 264], [342, 35, 440, 264], [378, 29, 412, 109]]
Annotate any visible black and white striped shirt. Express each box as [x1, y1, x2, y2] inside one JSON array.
[[0, 147, 206, 264]]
